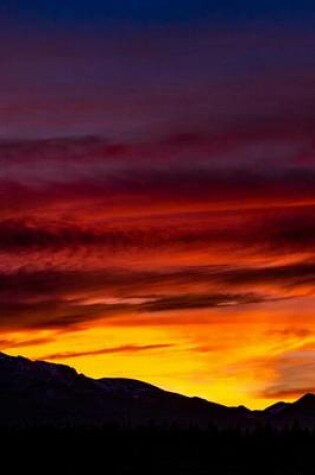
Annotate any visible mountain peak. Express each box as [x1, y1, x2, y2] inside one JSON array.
[[295, 392, 315, 405], [265, 401, 290, 414]]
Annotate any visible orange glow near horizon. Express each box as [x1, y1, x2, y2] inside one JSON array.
[[2, 188, 315, 409], [4, 294, 315, 409]]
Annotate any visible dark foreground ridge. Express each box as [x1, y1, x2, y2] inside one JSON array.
[[2, 352, 315, 474], [1, 351, 315, 430]]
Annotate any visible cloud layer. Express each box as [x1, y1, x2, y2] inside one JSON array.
[[1, 21, 315, 408]]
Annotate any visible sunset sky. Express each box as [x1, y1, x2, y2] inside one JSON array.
[[1, 1, 315, 409]]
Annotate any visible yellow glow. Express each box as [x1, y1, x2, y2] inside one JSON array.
[[4, 296, 315, 410]]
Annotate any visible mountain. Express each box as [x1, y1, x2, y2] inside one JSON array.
[[263, 393, 315, 430], [0, 352, 314, 430], [0, 352, 250, 429]]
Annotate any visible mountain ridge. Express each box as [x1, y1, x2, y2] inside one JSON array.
[[0, 352, 314, 430]]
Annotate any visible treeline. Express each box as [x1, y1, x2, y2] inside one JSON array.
[[1, 425, 315, 474]]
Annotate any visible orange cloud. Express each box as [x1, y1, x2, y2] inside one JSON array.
[[40, 343, 174, 361]]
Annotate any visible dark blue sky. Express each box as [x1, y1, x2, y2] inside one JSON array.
[[1, 0, 314, 25]]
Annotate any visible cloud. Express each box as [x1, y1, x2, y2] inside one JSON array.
[[0, 337, 54, 350], [40, 343, 174, 361], [3, 260, 315, 298], [257, 345, 315, 400], [1, 257, 313, 331], [267, 328, 313, 339], [0, 23, 314, 141], [216, 260, 315, 290], [0, 296, 133, 330], [139, 293, 262, 312], [260, 207, 315, 252], [1, 111, 315, 217], [263, 387, 315, 400], [1, 202, 315, 262], [0, 287, 266, 331]]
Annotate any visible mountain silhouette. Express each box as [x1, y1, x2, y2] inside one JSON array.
[[0, 352, 314, 430]]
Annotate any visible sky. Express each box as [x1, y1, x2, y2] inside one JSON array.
[[1, 1, 315, 409]]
